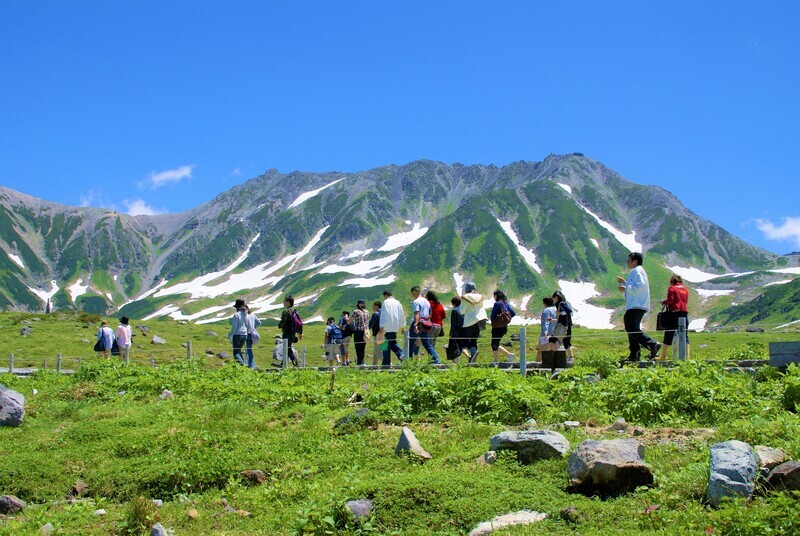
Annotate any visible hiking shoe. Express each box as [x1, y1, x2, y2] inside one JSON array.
[[649, 343, 662, 361]]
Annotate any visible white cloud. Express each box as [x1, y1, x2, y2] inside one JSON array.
[[756, 217, 800, 248], [123, 198, 163, 216], [144, 164, 195, 189]]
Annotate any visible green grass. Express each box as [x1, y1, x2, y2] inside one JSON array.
[[2, 356, 800, 534]]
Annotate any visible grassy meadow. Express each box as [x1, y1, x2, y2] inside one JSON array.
[[1, 311, 800, 535]]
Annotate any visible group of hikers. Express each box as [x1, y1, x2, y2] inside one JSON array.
[[95, 252, 691, 368]]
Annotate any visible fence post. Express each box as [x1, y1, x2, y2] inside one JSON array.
[[519, 327, 527, 378], [43, 358, 47, 369], [78, 357, 82, 369], [404, 333, 410, 362], [124, 346, 129, 366], [282, 339, 289, 369], [678, 317, 687, 361], [8, 353, 13, 374], [57, 354, 62, 373], [151, 355, 155, 367], [301, 346, 306, 368], [186, 340, 192, 360]]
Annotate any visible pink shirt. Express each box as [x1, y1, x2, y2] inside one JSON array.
[[115, 324, 132, 347]]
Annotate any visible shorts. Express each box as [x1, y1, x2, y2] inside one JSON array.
[[490, 326, 508, 351]]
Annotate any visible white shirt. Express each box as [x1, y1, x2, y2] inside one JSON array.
[[379, 296, 406, 332], [624, 265, 651, 311], [412, 295, 431, 320]]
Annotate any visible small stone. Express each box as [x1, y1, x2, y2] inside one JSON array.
[[205, 349, 214, 355], [39, 522, 55, 536], [32, 389, 38, 396], [187, 508, 199, 519], [151, 335, 166, 345], [236, 509, 251, 517], [117, 391, 126, 396], [524, 418, 537, 429], [181, 343, 188, 348], [151, 523, 167, 536], [490, 430, 571, 464], [346, 499, 373, 519], [152, 499, 163, 507], [205, 331, 218, 337], [0, 494, 26, 514], [608, 418, 629, 432], [82, 339, 90, 343], [70, 479, 89, 498], [469, 510, 547, 535], [94, 508, 106, 516], [159, 389, 174, 400], [476, 451, 497, 465], [564, 421, 580, 429], [766, 461, 800, 492], [240, 469, 267, 485], [395, 426, 432, 460], [633, 427, 645, 436], [755, 446, 788, 479], [217, 352, 229, 359], [559, 506, 581, 524]]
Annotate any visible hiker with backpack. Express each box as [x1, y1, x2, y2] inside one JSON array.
[[323, 316, 345, 366], [409, 285, 440, 364], [490, 289, 516, 364], [460, 281, 488, 363], [278, 295, 303, 362]]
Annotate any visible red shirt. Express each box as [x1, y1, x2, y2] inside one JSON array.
[[663, 283, 689, 312], [428, 301, 446, 326]]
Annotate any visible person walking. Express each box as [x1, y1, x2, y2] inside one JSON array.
[[660, 274, 690, 360], [339, 310, 352, 366], [460, 281, 488, 363], [537, 297, 557, 362], [96, 320, 115, 359], [244, 307, 262, 368], [490, 289, 516, 364], [228, 299, 248, 365], [426, 291, 446, 349], [323, 317, 345, 366], [278, 295, 303, 363], [552, 290, 574, 362], [447, 296, 465, 361], [351, 299, 370, 366], [368, 300, 382, 365], [378, 289, 405, 366], [114, 316, 132, 362], [617, 252, 660, 363], [409, 286, 440, 364]]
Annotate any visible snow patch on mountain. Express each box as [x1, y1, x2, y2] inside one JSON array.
[[341, 275, 397, 288], [689, 318, 708, 331], [590, 238, 599, 249], [453, 273, 465, 294], [577, 206, 641, 253], [770, 267, 800, 275], [68, 279, 89, 302], [557, 280, 615, 329], [696, 289, 735, 299], [27, 280, 59, 305], [378, 223, 429, 251], [319, 252, 400, 276], [765, 279, 793, 287], [557, 182, 572, 194], [288, 178, 344, 209], [497, 219, 542, 273], [7, 252, 24, 269], [342, 249, 374, 259]]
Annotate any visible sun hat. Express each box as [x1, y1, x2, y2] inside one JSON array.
[[464, 281, 477, 293], [233, 298, 246, 309]]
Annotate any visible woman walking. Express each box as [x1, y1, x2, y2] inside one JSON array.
[[426, 291, 446, 349], [447, 296, 465, 362], [351, 299, 370, 366], [244, 306, 262, 368], [460, 281, 488, 363], [490, 289, 516, 364], [96, 320, 115, 359], [228, 298, 248, 365], [660, 274, 690, 360], [114, 316, 132, 362]]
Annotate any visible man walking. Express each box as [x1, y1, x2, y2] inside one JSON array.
[[409, 286, 440, 364], [617, 252, 661, 363], [378, 289, 405, 366]]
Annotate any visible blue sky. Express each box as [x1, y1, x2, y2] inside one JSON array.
[[2, 1, 799, 254]]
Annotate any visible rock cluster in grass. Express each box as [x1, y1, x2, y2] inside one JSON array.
[[0, 384, 25, 427]]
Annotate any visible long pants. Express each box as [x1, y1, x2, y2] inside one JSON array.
[[232, 334, 247, 365], [372, 337, 381, 365], [382, 331, 404, 366], [410, 328, 440, 363], [246, 335, 256, 368], [624, 308, 657, 361], [354, 330, 367, 365]]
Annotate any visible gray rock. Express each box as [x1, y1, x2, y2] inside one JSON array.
[[0, 384, 25, 427], [490, 430, 570, 464], [395, 426, 432, 460], [205, 330, 218, 337], [94, 508, 106, 516], [82, 338, 90, 343], [20, 326, 32, 336], [707, 440, 758, 507], [476, 451, 497, 465], [346, 499, 373, 519], [568, 439, 653, 495], [137, 324, 149, 333], [39, 522, 55, 535], [745, 326, 764, 333], [205, 349, 215, 355], [608, 418, 629, 432], [151, 335, 166, 345], [564, 420, 581, 429], [151, 523, 168, 536], [469, 510, 547, 535], [217, 351, 229, 359], [765, 461, 800, 492], [152, 499, 163, 507], [0, 494, 26, 514], [159, 389, 174, 400], [524, 418, 537, 429], [755, 445, 787, 479]]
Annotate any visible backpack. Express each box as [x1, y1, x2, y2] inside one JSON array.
[[341, 321, 355, 339], [289, 309, 303, 333], [491, 302, 512, 328]]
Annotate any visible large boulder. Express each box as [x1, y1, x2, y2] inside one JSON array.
[[567, 439, 653, 495], [0, 384, 25, 427], [490, 430, 570, 464], [707, 440, 758, 507], [765, 461, 800, 492], [395, 426, 432, 460]]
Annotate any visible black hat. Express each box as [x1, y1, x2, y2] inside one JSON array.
[[233, 298, 246, 309]]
